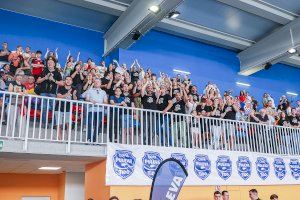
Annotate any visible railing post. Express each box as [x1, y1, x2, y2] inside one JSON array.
[[23, 96, 31, 151]]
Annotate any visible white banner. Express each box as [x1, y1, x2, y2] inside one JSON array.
[[106, 143, 300, 186]]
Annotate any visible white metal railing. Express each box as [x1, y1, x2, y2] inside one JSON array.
[[0, 91, 300, 155]]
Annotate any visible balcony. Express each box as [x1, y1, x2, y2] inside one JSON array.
[[0, 91, 299, 156]]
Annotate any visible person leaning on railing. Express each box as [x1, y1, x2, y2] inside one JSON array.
[[81, 78, 108, 143]]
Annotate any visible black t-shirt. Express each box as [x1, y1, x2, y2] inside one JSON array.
[[204, 105, 213, 114], [72, 71, 85, 86], [10, 81, 25, 93], [211, 107, 222, 118], [222, 104, 236, 120], [157, 94, 172, 111], [289, 115, 299, 126], [131, 70, 139, 82], [172, 100, 186, 114], [55, 86, 76, 112], [189, 92, 200, 102], [278, 117, 289, 126], [107, 81, 118, 97], [257, 114, 269, 122], [123, 92, 134, 107], [196, 104, 206, 115], [0, 49, 10, 62], [142, 93, 157, 110], [39, 69, 62, 94], [172, 87, 180, 97]]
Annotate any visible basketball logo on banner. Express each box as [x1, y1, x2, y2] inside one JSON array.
[[112, 150, 136, 179], [256, 157, 270, 180], [193, 154, 211, 180], [289, 159, 300, 180], [273, 158, 286, 180], [142, 152, 163, 179], [216, 155, 232, 180], [237, 156, 252, 180], [171, 153, 188, 169]]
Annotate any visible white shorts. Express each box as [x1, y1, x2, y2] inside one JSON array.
[[55, 111, 71, 125]]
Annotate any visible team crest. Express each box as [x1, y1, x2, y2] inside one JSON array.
[[273, 158, 286, 180], [142, 152, 163, 179], [237, 156, 252, 180], [112, 150, 136, 179], [216, 155, 232, 180], [256, 157, 270, 180], [289, 159, 300, 180], [171, 153, 188, 169], [193, 154, 211, 180]]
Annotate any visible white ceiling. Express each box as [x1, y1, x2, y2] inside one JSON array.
[[0, 154, 103, 174]]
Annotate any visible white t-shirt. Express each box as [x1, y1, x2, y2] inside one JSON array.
[[82, 88, 107, 112]]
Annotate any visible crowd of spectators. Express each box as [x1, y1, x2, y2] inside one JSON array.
[[0, 42, 300, 144], [1, 42, 299, 126]]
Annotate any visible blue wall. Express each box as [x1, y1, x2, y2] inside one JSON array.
[[0, 9, 104, 64], [120, 30, 300, 106]]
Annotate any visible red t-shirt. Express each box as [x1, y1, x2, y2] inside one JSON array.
[[31, 58, 44, 76]]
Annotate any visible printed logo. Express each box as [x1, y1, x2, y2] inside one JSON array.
[[112, 150, 136, 179], [237, 156, 252, 180], [142, 151, 163, 179], [171, 153, 188, 169], [256, 157, 270, 180], [216, 155, 232, 180], [273, 158, 286, 180], [289, 159, 300, 180], [193, 154, 211, 180]]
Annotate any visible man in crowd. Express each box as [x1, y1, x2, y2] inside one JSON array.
[[82, 78, 108, 143], [270, 194, 278, 200], [249, 189, 261, 200], [222, 190, 229, 200], [36, 57, 63, 126], [8, 45, 23, 75], [213, 191, 222, 200], [0, 42, 10, 65], [55, 76, 77, 140]]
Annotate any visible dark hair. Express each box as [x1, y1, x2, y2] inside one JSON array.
[[270, 194, 278, 199], [109, 196, 119, 200], [214, 191, 221, 195], [222, 190, 229, 195], [36, 50, 42, 54], [249, 189, 258, 193]]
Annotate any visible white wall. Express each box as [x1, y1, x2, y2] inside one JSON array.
[[65, 172, 85, 200]]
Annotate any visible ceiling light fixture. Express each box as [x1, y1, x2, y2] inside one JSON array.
[[168, 11, 180, 18], [236, 82, 251, 87], [149, 5, 160, 13], [288, 48, 297, 54], [286, 92, 298, 96], [173, 69, 191, 75], [39, 167, 61, 171]]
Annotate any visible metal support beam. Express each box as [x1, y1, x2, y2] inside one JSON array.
[[103, 0, 183, 56], [238, 17, 300, 75], [218, 0, 298, 25]]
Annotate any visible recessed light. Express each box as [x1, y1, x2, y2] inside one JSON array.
[[173, 69, 191, 75], [149, 5, 160, 13], [288, 48, 296, 54], [236, 82, 251, 87], [39, 167, 61, 171], [286, 91, 298, 96], [168, 11, 180, 18]]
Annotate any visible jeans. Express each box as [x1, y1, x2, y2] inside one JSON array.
[[156, 114, 171, 146], [40, 93, 56, 124], [87, 111, 103, 142]]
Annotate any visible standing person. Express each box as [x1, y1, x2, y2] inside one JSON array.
[[171, 83, 188, 147], [82, 78, 108, 143], [249, 189, 261, 200], [31, 50, 44, 80], [288, 108, 300, 128], [222, 190, 229, 200], [214, 191, 222, 200], [36, 58, 63, 126], [8, 45, 23, 75], [141, 80, 158, 145], [221, 95, 239, 150], [6, 72, 27, 136], [211, 98, 223, 150], [270, 194, 278, 200], [55, 76, 77, 140], [0, 42, 11, 65], [70, 63, 85, 98], [156, 84, 173, 146]]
